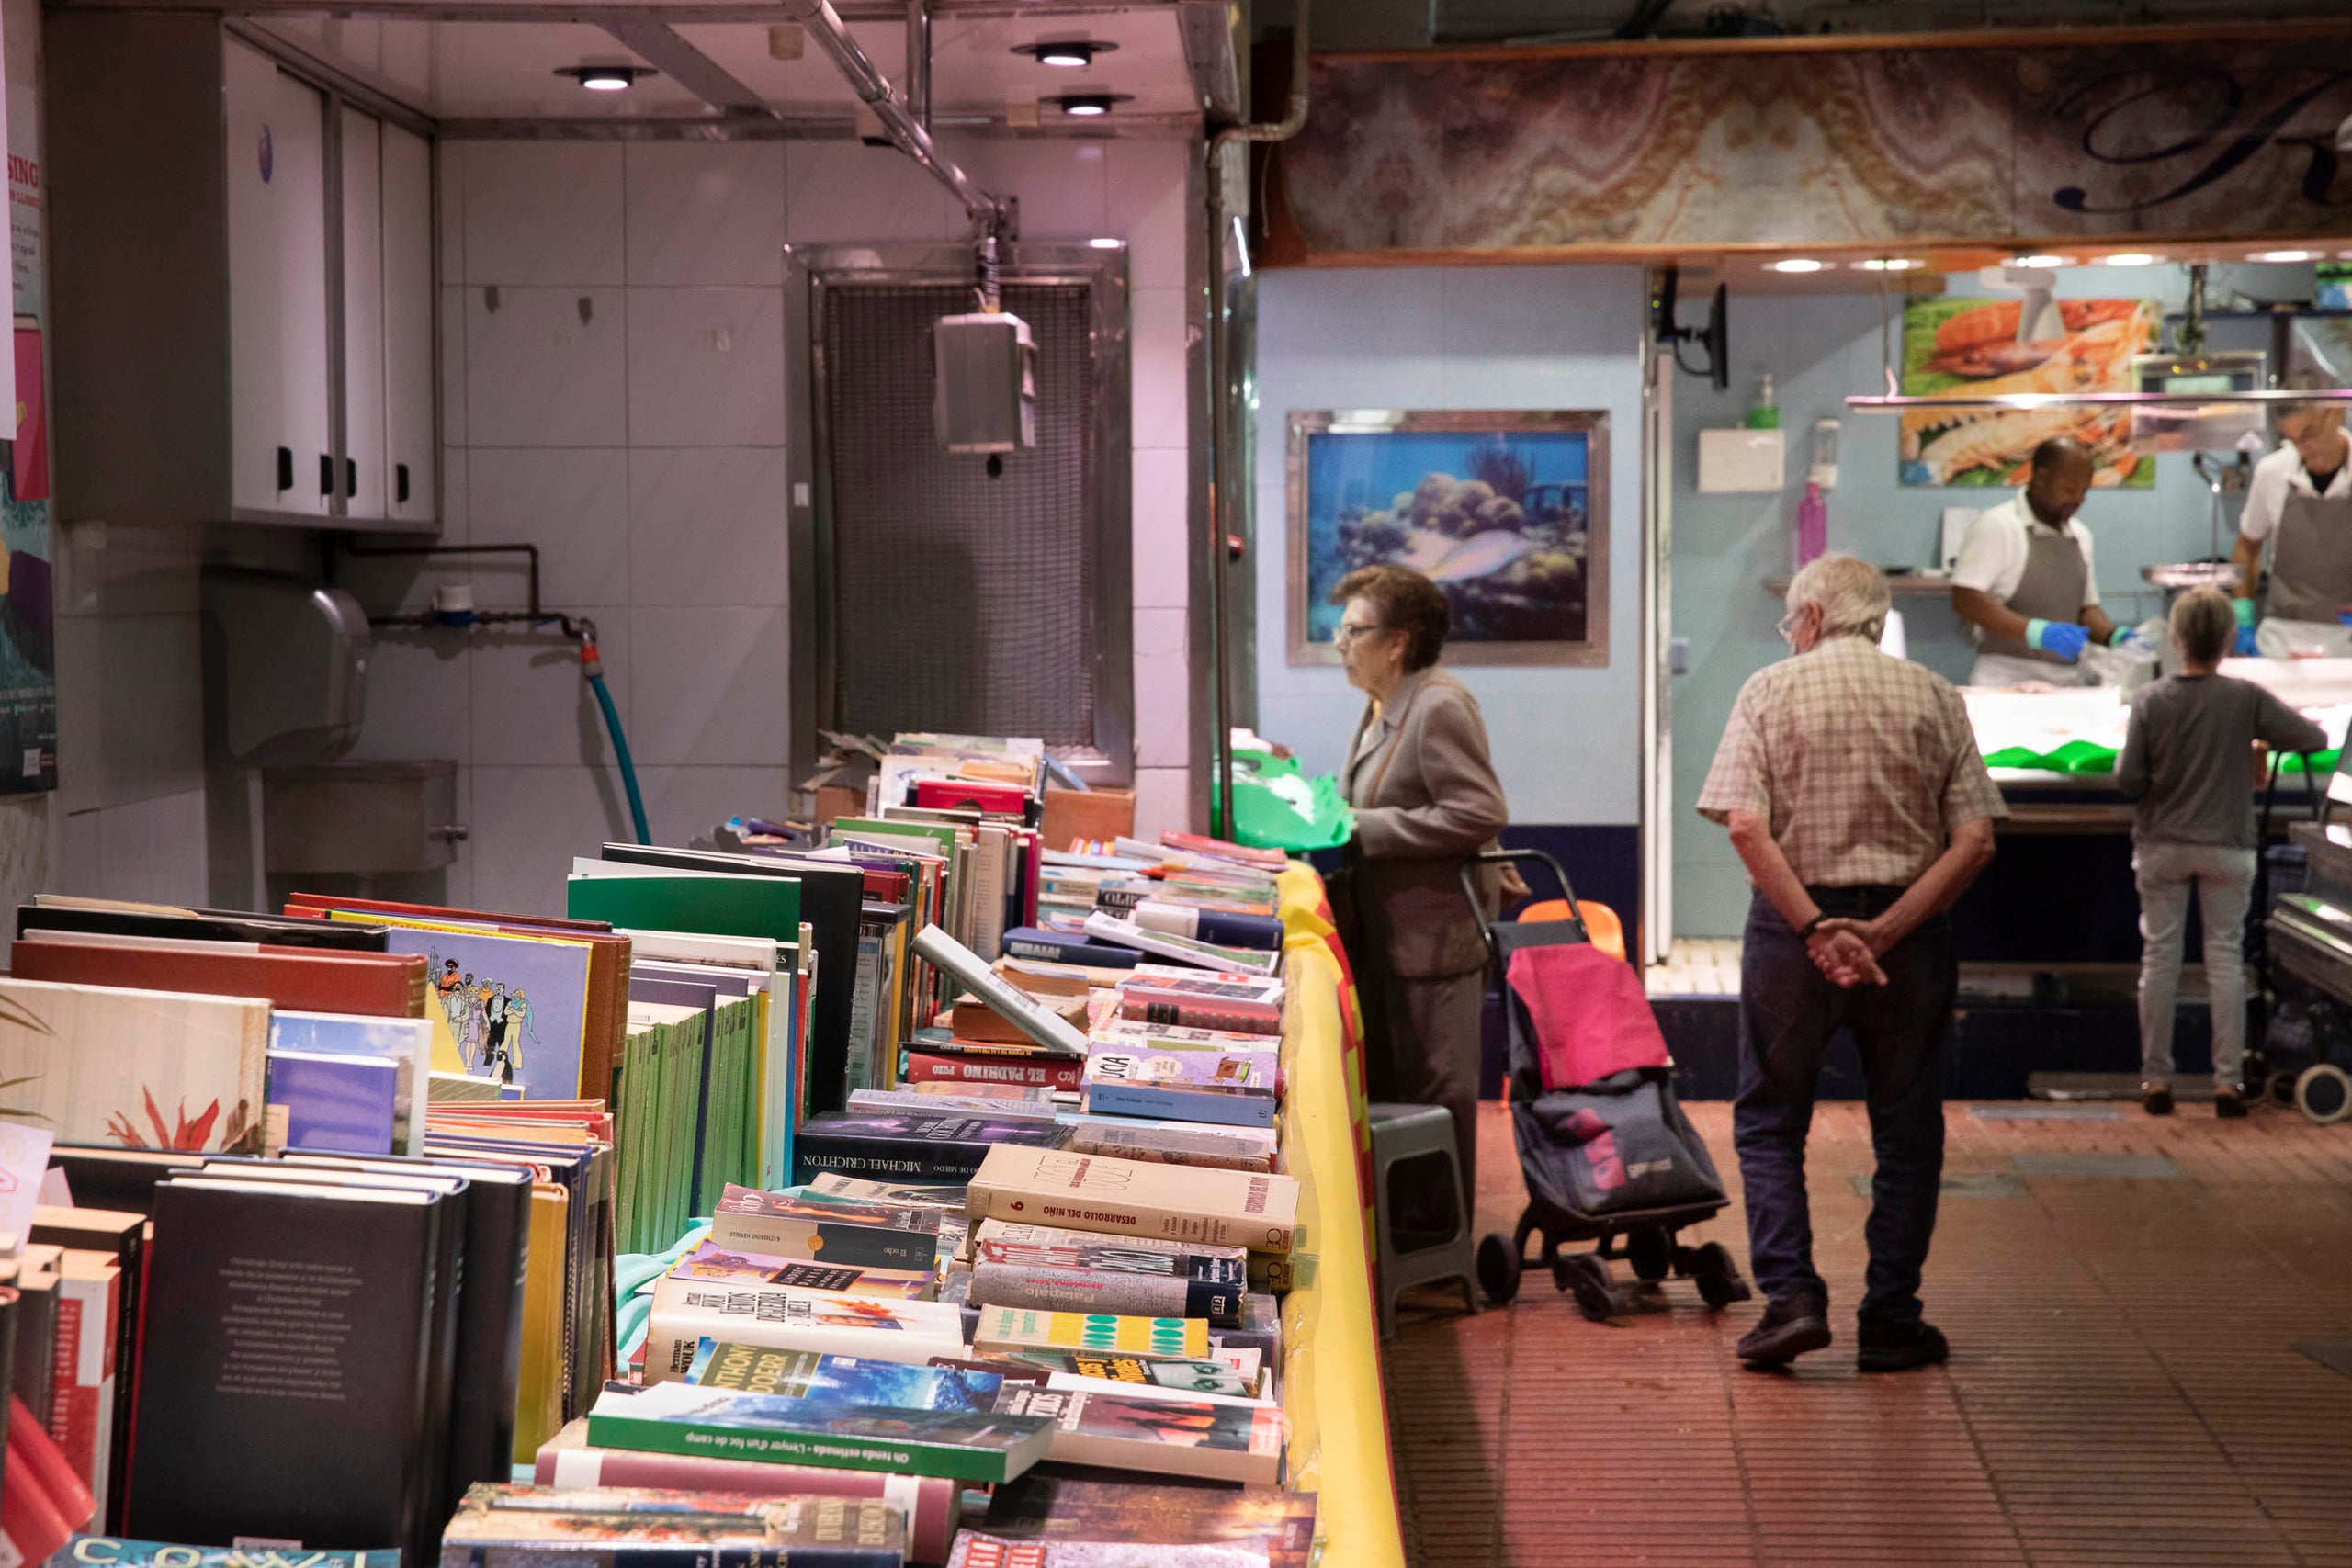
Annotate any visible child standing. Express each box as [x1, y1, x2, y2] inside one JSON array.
[[2117, 588, 2325, 1117]]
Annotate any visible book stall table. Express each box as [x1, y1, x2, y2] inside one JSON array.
[[1272, 865, 1409, 1568]]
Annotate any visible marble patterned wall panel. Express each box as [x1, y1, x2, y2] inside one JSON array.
[[1280, 35, 2352, 258]]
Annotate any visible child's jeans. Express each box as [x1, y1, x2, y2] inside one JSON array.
[[2133, 840, 2256, 1089]]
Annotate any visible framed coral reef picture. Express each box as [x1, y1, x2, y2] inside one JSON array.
[[1286, 410, 1609, 667]]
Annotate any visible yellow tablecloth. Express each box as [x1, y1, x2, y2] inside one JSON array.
[[1275, 864, 1407, 1568]]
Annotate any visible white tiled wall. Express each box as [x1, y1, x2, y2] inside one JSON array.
[[346, 135, 1196, 917]]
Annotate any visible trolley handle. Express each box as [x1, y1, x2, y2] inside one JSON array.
[[1459, 847, 1585, 942]]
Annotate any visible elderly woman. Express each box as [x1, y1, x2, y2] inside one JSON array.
[[1332, 563, 1511, 1198]]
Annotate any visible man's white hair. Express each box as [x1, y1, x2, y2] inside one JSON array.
[[1785, 552, 1890, 643]]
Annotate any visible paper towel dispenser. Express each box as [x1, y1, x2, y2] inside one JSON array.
[[201, 568, 370, 767]]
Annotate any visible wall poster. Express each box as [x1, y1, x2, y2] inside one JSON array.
[[1897, 297, 2159, 490], [1287, 410, 1609, 667]]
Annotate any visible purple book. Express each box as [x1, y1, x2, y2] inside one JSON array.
[[266, 1049, 400, 1155]]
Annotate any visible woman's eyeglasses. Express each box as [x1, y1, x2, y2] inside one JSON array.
[[1335, 621, 1386, 644]]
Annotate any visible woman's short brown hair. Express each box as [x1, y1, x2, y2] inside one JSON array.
[[1330, 564, 1450, 671]]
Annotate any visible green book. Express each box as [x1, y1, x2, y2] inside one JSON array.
[[584, 1383, 1053, 1483], [567, 869, 805, 949]]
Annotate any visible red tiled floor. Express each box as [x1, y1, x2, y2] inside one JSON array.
[[1383, 1100, 2352, 1567]]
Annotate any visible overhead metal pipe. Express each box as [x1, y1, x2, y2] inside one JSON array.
[[775, 0, 1002, 234], [1201, 0, 1308, 838], [905, 0, 931, 132]]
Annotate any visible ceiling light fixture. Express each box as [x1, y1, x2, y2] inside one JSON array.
[[1049, 92, 1130, 118], [1856, 258, 1922, 272], [2013, 254, 2069, 268], [2101, 253, 2161, 266], [555, 62, 656, 91], [1768, 258, 1827, 274], [2252, 249, 2315, 264], [1087, 237, 1123, 250], [1015, 40, 1117, 69]]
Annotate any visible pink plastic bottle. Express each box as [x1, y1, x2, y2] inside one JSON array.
[[1794, 479, 1827, 568]]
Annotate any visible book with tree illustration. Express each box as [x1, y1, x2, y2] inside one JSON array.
[[0, 978, 268, 1152]]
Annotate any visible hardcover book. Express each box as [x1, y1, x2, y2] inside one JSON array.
[[969, 1222, 1248, 1281], [792, 1112, 1066, 1187], [707, 1182, 939, 1273], [1080, 1050, 1277, 1130], [0, 979, 269, 1155], [684, 1339, 1001, 1411], [951, 993, 1088, 1046], [848, 1088, 1060, 1122], [999, 930, 1142, 970], [1131, 902, 1285, 953], [967, 1149, 1301, 1255], [8, 941, 428, 1021], [1080, 915, 1280, 978], [971, 1307, 1209, 1361], [583, 1384, 1054, 1485], [672, 1245, 933, 1301], [1114, 975, 1283, 1036], [968, 1265, 1243, 1328], [440, 1482, 901, 1568], [267, 1010, 434, 1156], [992, 1385, 1285, 1485], [906, 1050, 1085, 1093], [644, 1274, 966, 1383], [532, 1419, 957, 1565], [266, 1050, 401, 1156], [803, 1173, 970, 1211]]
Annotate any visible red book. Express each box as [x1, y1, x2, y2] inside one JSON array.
[[912, 778, 1029, 817], [283, 892, 614, 932], [2, 1442, 75, 1567], [9, 1394, 94, 1533], [9, 939, 427, 1018], [534, 1423, 957, 1565], [48, 1253, 118, 1522], [906, 1049, 1083, 1092]]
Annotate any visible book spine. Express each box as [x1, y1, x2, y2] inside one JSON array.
[[967, 1264, 1242, 1328], [1081, 1082, 1278, 1129], [1118, 996, 1283, 1035], [1000, 933, 1136, 969], [582, 1410, 1013, 1484], [438, 1541, 898, 1568], [533, 1444, 949, 1564], [970, 1179, 1295, 1255], [904, 1054, 1082, 1092], [1064, 1129, 1272, 1174], [48, 1273, 115, 1521]]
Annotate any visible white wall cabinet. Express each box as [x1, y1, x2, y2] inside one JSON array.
[[50, 16, 438, 533]]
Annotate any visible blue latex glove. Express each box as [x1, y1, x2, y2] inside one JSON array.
[[2108, 626, 2150, 652], [2238, 624, 2262, 655], [2026, 617, 2087, 661]]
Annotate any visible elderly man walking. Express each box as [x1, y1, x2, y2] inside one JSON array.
[[1698, 554, 2006, 1372]]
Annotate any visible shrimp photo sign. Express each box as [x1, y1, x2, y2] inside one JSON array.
[[1287, 409, 1611, 667], [1898, 297, 2160, 490]]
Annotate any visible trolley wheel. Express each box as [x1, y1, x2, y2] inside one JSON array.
[[1625, 1227, 1674, 1283], [2295, 1062, 2352, 1125], [1476, 1233, 1522, 1304], [2267, 1069, 2302, 1108], [1692, 1241, 1751, 1311], [1555, 1253, 1621, 1322]]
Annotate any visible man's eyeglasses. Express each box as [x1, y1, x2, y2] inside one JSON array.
[[1776, 610, 1802, 645], [1335, 621, 1386, 644]]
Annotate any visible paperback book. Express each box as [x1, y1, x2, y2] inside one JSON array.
[[968, 1221, 1248, 1281], [991, 1350, 1257, 1399], [1080, 1049, 1277, 1130], [906, 1051, 1085, 1093], [584, 1383, 1054, 1484], [969, 1265, 1242, 1327], [792, 1113, 1065, 1187], [986, 1471, 1315, 1565], [671, 1244, 933, 1301], [1061, 1118, 1277, 1174], [967, 1149, 1301, 1255], [683, 1339, 1000, 1411], [1114, 974, 1284, 1036], [644, 1275, 965, 1382], [992, 1385, 1286, 1485], [439, 1482, 903, 1568], [49, 1545, 402, 1568], [972, 1307, 1209, 1361], [848, 1088, 1060, 1122], [707, 1183, 938, 1273], [949, 1539, 1269, 1568], [1080, 915, 1279, 978]]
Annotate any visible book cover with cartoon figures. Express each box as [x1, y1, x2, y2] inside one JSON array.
[[358, 922, 594, 1098]]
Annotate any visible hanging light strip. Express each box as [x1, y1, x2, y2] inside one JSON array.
[[1846, 388, 2352, 412]]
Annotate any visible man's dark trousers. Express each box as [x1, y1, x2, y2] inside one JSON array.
[[1735, 886, 1955, 1323]]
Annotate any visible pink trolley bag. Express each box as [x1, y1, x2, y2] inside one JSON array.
[[1460, 848, 1750, 1321]]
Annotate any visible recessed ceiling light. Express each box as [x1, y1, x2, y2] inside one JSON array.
[[1768, 258, 1826, 274], [1856, 258, 1922, 272], [1015, 40, 1117, 69], [2013, 254, 2069, 268], [2252, 249, 2315, 263], [555, 62, 656, 91], [1049, 92, 1130, 118], [1087, 237, 1123, 250], [2101, 253, 2161, 266]]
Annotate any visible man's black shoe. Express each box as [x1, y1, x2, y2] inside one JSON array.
[[2142, 1083, 2174, 1117], [2215, 1087, 2247, 1119], [1736, 1292, 1831, 1369], [1856, 1315, 1950, 1373]]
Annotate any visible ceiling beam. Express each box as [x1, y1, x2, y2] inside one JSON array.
[[598, 18, 776, 114]]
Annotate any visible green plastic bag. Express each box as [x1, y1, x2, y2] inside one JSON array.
[[1210, 749, 1355, 852]]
